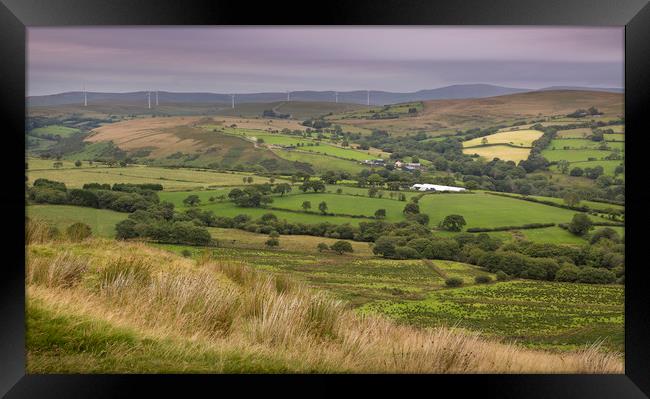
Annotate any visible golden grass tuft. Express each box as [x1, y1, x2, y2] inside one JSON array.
[[25, 235, 624, 374]]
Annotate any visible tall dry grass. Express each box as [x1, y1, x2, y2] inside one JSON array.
[[25, 228, 624, 373]]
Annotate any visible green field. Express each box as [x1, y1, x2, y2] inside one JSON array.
[[270, 149, 365, 174], [27, 205, 127, 237], [548, 138, 624, 151], [500, 193, 624, 212], [27, 165, 280, 190], [30, 125, 80, 138], [541, 148, 613, 162], [197, 191, 608, 230], [361, 280, 623, 351], [550, 160, 624, 176], [603, 134, 625, 142]]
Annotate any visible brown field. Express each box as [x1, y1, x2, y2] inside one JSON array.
[[463, 145, 532, 162], [329, 90, 624, 135], [463, 129, 543, 148]]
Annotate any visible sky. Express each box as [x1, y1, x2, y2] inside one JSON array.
[[27, 26, 624, 96]]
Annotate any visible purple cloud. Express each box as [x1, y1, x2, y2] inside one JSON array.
[[27, 26, 623, 95]]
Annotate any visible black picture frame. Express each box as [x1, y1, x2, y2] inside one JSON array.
[[2, 0, 649, 397]]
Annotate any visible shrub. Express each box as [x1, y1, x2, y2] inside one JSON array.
[[555, 263, 580, 282], [568, 213, 593, 236], [330, 240, 353, 255], [66, 222, 92, 242], [577, 267, 616, 284], [495, 271, 509, 281], [317, 242, 329, 252], [181, 249, 192, 258], [265, 238, 280, 248], [445, 277, 463, 287], [474, 275, 492, 284], [394, 246, 420, 259]]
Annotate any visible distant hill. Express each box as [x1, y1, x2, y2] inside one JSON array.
[[327, 90, 625, 135], [26, 84, 623, 107]]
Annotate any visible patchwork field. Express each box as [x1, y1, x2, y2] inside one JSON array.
[[361, 280, 623, 352], [463, 129, 543, 148], [540, 149, 613, 162], [548, 139, 624, 151]]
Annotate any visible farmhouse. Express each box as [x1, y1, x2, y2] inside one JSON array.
[[362, 159, 385, 166], [410, 183, 467, 192]]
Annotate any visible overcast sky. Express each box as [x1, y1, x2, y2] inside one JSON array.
[[27, 26, 624, 96]]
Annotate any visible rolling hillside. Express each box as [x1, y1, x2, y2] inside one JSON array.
[[328, 90, 624, 135]]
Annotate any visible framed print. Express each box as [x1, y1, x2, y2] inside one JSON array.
[[1, 0, 649, 397]]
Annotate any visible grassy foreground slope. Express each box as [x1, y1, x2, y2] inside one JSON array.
[[26, 225, 621, 373]]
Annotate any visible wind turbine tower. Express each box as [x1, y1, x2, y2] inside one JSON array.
[[367, 90, 370, 106], [287, 91, 291, 101], [231, 94, 235, 109], [147, 91, 151, 109], [83, 83, 87, 107], [335, 91, 338, 103], [155, 91, 159, 106]]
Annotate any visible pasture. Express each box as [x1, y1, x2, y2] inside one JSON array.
[[270, 149, 365, 174], [548, 139, 624, 151], [556, 128, 592, 138], [362, 280, 623, 352], [463, 129, 543, 148], [27, 165, 279, 190], [30, 125, 80, 138], [540, 148, 613, 162], [27, 205, 127, 237], [550, 160, 624, 176]]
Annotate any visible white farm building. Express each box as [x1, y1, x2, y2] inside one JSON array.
[[410, 184, 466, 192]]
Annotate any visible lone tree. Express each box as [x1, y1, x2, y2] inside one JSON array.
[[402, 202, 420, 215], [273, 183, 292, 196], [563, 192, 581, 207], [74, 160, 82, 167], [440, 214, 467, 232], [374, 209, 386, 219], [330, 240, 353, 255], [301, 201, 312, 211], [318, 201, 328, 214], [568, 213, 593, 236], [481, 137, 488, 145], [183, 194, 201, 207], [246, 176, 254, 184]]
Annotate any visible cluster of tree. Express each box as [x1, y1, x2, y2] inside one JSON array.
[[316, 241, 354, 254], [228, 185, 274, 207], [301, 118, 332, 129], [115, 203, 212, 246], [566, 107, 603, 118], [262, 109, 290, 119], [27, 179, 160, 213], [370, 228, 622, 284]]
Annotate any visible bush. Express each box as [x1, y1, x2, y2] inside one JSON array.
[[317, 242, 329, 252], [495, 271, 509, 281], [555, 263, 580, 282], [394, 246, 420, 259], [445, 277, 463, 287], [181, 249, 192, 258], [330, 240, 353, 255], [577, 267, 616, 284], [474, 275, 492, 284], [265, 238, 280, 248], [568, 213, 593, 236], [65, 222, 92, 242]]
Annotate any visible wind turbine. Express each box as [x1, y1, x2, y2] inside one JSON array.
[[155, 90, 159, 106], [287, 91, 291, 101], [83, 82, 87, 107], [147, 91, 151, 109], [231, 94, 235, 109], [367, 90, 370, 106], [335, 91, 338, 104]]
